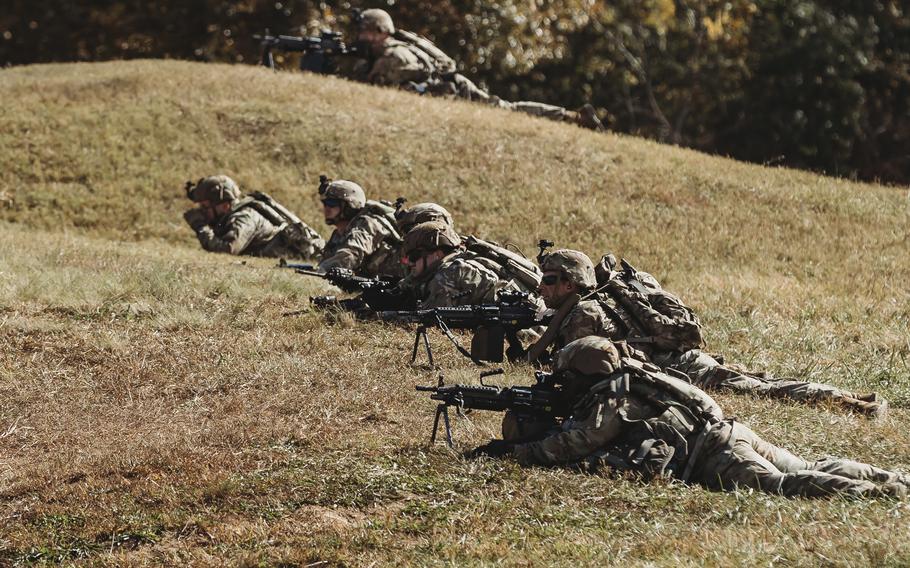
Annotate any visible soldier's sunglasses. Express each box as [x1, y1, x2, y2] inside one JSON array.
[[540, 274, 561, 285], [322, 198, 343, 208], [407, 250, 426, 263]]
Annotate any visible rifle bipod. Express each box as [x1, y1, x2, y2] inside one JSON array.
[[429, 403, 454, 447], [410, 325, 435, 367]]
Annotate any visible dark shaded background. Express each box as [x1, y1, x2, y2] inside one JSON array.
[[2, 1, 907, 185]]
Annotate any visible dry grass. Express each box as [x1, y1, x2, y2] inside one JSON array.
[[0, 60, 909, 565]]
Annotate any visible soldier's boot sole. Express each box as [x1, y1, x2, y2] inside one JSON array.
[[841, 396, 888, 420], [576, 104, 606, 132]]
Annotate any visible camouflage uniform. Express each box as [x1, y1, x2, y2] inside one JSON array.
[[416, 251, 525, 308], [356, 10, 603, 130], [539, 250, 886, 415], [184, 175, 323, 260], [401, 221, 534, 309], [316, 178, 406, 280], [319, 211, 405, 279], [507, 337, 908, 499]]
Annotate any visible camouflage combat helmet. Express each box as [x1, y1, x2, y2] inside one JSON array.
[[187, 175, 241, 203], [319, 177, 366, 210], [396, 202, 454, 234], [401, 220, 461, 256], [553, 336, 621, 378], [539, 249, 597, 290], [359, 9, 395, 34]]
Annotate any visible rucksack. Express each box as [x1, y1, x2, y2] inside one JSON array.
[[393, 30, 457, 76], [241, 191, 323, 257], [577, 356, 722, 479], [356, 199, 403, 244], [461, 236, 542, 293], [594, 254, 703, 352]]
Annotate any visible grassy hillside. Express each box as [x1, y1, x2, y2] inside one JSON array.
[[1, 60, 909, 565]]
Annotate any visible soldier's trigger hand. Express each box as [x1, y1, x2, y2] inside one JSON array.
[[183, 209, 208, 231], [466, 439, 514, 459]]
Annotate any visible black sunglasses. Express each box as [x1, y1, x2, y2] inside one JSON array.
[[322, 198, 343, 208], [407, 250, 426, 263], [541, 274, 561, 285]]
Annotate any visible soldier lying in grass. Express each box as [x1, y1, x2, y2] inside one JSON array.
[[527, 248, 887, 417], [183, 175, 323, 260], [471, 336, 908, 499]]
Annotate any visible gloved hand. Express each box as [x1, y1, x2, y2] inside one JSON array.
[[467, 439, 514, 459], [183, 208, 209, 231]]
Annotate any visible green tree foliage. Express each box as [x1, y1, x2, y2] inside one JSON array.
[[1, 1, 906, 184]]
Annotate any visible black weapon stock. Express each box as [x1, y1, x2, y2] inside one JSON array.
[[416, 370, 566, 446], [380, 291, 543, 364], [619, 259, 651, 295]]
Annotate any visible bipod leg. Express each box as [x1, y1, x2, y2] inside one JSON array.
[[430, 404, 453, 447], [411, 327, 423, 364], [422, 327, 435, 368], [410, 326, 435, 367]]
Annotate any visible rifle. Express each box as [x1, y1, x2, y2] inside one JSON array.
[[379, 290, 543, 365], [254, 29, 360, 74], [290, 266, 393, 294], [416, 369, 568, 447], [282, 264, 415, 311]]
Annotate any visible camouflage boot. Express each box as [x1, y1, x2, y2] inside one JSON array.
[[840, 395, 888, 420], [573, 104, 605, 132], [876, 482, 908, 499]]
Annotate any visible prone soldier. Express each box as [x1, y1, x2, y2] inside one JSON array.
[[318, 176, 406, 279], [352, 9, 604, 131], [183, 175, 323, 259], [472, 337, 909, 499], [530, 249, 887, 416], [400, 221, 541, 309]]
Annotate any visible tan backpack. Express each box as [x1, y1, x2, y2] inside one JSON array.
[[393, 29, 457, 76], [594, 255, 703, 352], [461, 236, 542, 293]]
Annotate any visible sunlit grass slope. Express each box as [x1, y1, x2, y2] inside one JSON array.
[[0, 60, 909, 565]]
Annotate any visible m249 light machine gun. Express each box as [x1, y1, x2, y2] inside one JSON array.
[[416, 369, 569, 447], [380, 291, 544, 365]]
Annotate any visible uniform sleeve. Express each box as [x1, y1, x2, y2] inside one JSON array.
[[421, 260, 509, 308], [368, 47, 430, 86], [318, 217, 379, 273], [557, 303, 608, 348], [512, 396, 625, 466], [194, 209, 263, 255]]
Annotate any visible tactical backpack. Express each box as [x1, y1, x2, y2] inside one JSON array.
[[594, 254, 703, 352], [357, 200, 403, 245], [239, 191, 324, 258], [577, 357, 723, 479], [392, 30, 457, 77], [461, 236, 542, 293]]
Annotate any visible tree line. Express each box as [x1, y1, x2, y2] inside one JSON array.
[[2, 0, 907, 185]]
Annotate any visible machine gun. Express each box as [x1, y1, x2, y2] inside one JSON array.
[[416, 369, 568, 447], [281, 263, 414, 312], [254, 28, 360, 74], [287, 265, 393, 294], [379, 290, 544, 365]]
